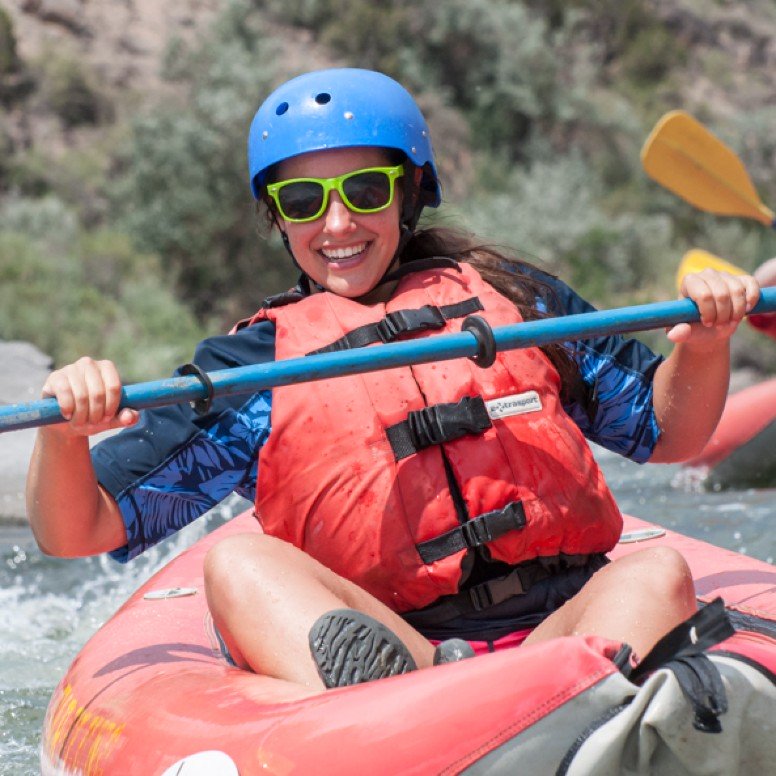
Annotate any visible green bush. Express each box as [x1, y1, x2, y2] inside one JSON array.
[[621, 24, 687, 85], [0, 117, 15, 186], [451, 153, 676, 304], [0, 196, 207, 380], [732, 108, 776, 209], [35, 51, 112, 128], [113, 0, 297, 320], [0, 7, 18, 75]]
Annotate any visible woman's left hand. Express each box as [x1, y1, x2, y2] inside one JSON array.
[[666, 269, 761, 348]]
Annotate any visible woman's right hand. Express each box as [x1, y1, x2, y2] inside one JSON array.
[[41, 357, 139, 437]]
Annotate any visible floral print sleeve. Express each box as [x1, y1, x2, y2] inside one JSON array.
[[522, 267, 664, 463], [91, 321, 276, 562]]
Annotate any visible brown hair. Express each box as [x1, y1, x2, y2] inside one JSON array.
[[401, 226, 583, 400]]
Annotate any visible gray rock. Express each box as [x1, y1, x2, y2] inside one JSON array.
[[0, 340, 52, 524]]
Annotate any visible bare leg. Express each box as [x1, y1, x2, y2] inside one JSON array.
[[204, 533, 435, 689], [523, 547, 696, 659]]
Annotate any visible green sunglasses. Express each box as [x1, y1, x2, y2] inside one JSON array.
[[266, 164, 405, 223]]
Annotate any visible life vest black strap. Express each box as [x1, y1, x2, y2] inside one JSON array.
[[386, 395, 492, 461], [307, 297, 484, 356], [402, 554, 608, 627], [415, 500, 526, 565], [262, 289, 306, 309], [380, 256, 462, 284]]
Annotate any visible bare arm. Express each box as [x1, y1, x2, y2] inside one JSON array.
[[26, 357, 139, 557], [650, 269, 760, 463]]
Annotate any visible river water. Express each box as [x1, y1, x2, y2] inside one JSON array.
[[1, 451, 773, 774]]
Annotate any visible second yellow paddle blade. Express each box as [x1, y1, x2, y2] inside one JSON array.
[[642, 111, 774, 226], [676, 249, 747, 292]]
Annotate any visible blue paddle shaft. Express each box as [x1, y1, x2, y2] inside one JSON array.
[[2, 288, 775, 433]]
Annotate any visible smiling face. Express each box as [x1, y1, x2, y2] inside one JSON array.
[[273, 147, 403, 299]]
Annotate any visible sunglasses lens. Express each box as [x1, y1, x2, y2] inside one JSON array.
[[343, 171, 392, 211], [278, 181, 324, 221]]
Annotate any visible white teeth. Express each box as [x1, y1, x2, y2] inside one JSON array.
[[321, 242, 367, 260]]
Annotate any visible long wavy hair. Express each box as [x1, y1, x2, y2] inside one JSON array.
[[400, 226, 584, 401]]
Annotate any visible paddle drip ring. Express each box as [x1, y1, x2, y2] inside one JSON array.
[[179, 363, 215, 416], [462, 315, 497, 368]]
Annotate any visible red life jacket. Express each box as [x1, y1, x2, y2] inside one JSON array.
[[248, 263, 622, 612]]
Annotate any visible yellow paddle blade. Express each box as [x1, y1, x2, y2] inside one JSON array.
[[642, 111, 774, 226], [675, 249, 747, 292]]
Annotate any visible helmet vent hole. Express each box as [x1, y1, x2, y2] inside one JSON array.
[[275, 102, 289, 115], [315, 92, 331, 105]]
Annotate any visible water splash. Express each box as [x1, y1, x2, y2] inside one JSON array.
[[0, 497, 242, 775]]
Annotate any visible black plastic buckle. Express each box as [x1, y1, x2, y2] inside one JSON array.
[[407, 396, 492, 449], [460, 502, 527, 550], [461, 516, 493, 548], [376, 306, 446, 343], [468, 582, 495, 612]]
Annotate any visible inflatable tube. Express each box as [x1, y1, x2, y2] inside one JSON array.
[[39, 510, 776, 775], [683, 377, 776, 490]]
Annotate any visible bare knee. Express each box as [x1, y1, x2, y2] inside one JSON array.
[[204, 533, 293, 604], [627, 546, 695, 608]]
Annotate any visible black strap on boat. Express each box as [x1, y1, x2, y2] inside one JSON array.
[[668, 654, 728, 733], [724, 607, 776, 640], [415, 501, 526, 565], [307, 297, 484, 355], [178, 363, 216, 416], [629, 598, 734, 684], [386, 395, 492, 461], [574, 600, 732, 737]]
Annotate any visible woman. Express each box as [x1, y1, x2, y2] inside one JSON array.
[[27, 69, 761, 691]]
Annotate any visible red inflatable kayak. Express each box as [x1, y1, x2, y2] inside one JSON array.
[[40, 511, 776, 775], [683, 377, 776, 489]]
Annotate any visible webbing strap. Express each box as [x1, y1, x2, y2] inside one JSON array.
[[629, 598, 734, 684], [668, 655, 728, 733], [415, 501, 526, 565], [261, 289, 306, 309], [402, 554, 609, 627], [307, 297, 483, 355], [386, 395, 492, 461], [380, 256, 462, 284]]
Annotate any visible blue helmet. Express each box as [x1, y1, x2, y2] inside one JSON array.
[[247, 68, 441, 209]]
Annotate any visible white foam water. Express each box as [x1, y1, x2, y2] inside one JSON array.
[[0, 499, 240, 774]]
